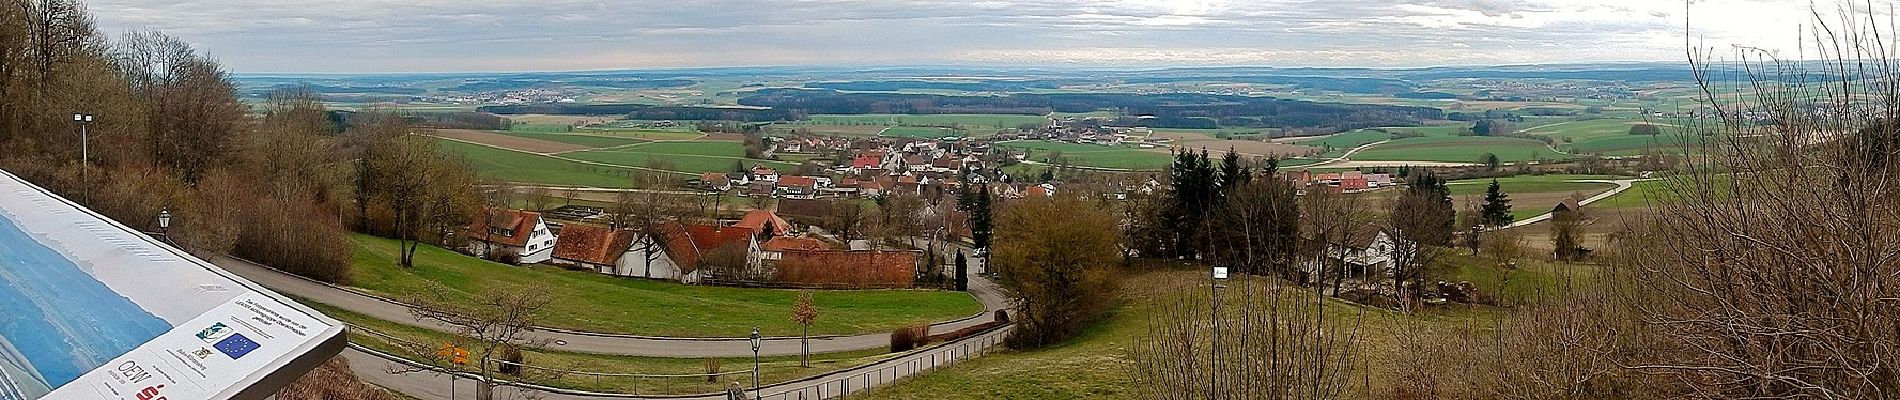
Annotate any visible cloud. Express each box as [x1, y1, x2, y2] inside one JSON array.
[[80, 0, 1822, 72]]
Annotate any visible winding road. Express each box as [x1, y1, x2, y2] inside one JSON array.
[[211, 255, 1008, 358], [1501, 178, 1652, 229]]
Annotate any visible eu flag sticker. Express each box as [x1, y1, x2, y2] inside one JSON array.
[[215, 333, 261, 359]]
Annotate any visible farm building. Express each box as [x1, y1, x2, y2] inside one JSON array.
[[466, 208, 558, 264], [549, 224, 644, 274]]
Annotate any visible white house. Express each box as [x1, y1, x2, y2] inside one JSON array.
[[467, 208, 558, 264], [1299, 230, 1412, 280]]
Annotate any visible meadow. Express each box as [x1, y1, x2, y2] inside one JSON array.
[[565, 141, 799, 174], [346, 234, 984, 338], [999, 140, 1176, 170], [1522, 119, 1688, 156], [1350, 136, 1568, 164], [880, 126, 963, 139], [495, 131, 647, 148], [433, 139, 646, 187], [851, 262, 1593, 399]]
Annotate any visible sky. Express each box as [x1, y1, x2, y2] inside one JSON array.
[[85, 0, 1839, 73]]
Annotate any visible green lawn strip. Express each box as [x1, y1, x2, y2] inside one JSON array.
[[434, 139, 644, 188], [1351, 136, 1567, 163], [308, 301, 890, 396], [1444, 174, 1623, 196], [346, 234, 984, 337], [494, 131, 649, 148], [1589, 180, 1672, 209]]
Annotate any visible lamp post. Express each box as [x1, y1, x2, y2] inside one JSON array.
[[749, 327, 761, 400], [1210, 266, 1228, 399], [73, 113, 94, 185], [157, 207, 172, 242]]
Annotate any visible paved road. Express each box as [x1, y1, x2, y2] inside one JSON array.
[[1301, 139, 1392, 168], [344, 324, 1011, 400], [1502, 178, 1651, 229], [211, 254, 1009, 358]]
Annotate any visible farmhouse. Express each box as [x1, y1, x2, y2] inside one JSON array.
[[1299, 229, 1413, 283], [548, 224, 642, 274], [701, 172, 732, 191], [1552, 197, 1582, 214], [466, 208, 558, 264]]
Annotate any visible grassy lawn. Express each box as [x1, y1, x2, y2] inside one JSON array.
[[346, 234, 983, 338], [851, 263, 1578, 399], [1352, 136, 1568, 163], [434, 139, 642, 187], [496, 131, 647, 148], [314, 302, 892, 395]]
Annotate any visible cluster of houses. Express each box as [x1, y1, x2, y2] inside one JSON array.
[[1287, 170, 1396, 193], [700, 136, 999, 200], [462, 207, 923, 288]]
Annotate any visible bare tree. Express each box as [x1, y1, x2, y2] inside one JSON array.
[[1614, 6, 1900, 397], [1129, 274, 1365, 399], [406, 284, 557, 400]]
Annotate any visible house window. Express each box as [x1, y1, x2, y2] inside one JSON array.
[[529, 244, 537, 251]]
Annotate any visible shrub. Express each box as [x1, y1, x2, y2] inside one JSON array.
[[496, 346, 524, 375], [994, 310, 1010, 323], [889, 324, 930, 352], [1629, 124, 1662, 135]]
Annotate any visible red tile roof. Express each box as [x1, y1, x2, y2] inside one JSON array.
[[778, 176, 819, 188], [852, 155, 882, 169], [761, 236, 831, 252], [552, 224, 638, 266], [735, 209, 792, 236], [660, 222, 758, 273], [467, 208, 541, 247]]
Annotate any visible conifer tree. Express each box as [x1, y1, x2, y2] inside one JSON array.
[[1480, 179, 1514, 227]]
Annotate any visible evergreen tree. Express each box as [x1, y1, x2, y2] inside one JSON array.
[[1219, 148, 1251, 194], [954, 250, 969, 291], [1480, 179, 1514, 227], [1392, 171, 1456, 246]]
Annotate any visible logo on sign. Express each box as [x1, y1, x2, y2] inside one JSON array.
[[195, 322, 232, 343], [214, 333, 260, 359], [135, 384, 167, 400]]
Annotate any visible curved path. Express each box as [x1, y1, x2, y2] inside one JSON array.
[[1299, 139, 1391, 168], [210, 252, 1008, 358], [1501, 178, 1653, 229]]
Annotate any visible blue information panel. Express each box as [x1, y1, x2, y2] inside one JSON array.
[[0, 170, 344, 400]]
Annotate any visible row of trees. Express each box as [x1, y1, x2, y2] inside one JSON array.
[[0, 1, 485, 282]]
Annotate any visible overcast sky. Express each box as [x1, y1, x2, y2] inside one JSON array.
[[86, 0, 1832, 73]]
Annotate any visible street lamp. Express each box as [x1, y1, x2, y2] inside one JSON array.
[[749, 327, 762, 400], [1210, 266, 1229, 399], [157, 207, 171, 242], [73, 113, 94, 184]]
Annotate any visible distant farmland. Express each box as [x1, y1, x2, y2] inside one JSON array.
[[1351, 136, 1568, 164], [1000, 140, 1175, 170], [432, 139, 643, 187], [805, 114, 1048, 128]]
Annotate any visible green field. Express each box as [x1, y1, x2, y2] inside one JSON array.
[[1444, 174, 1623, 196], [565, 141, 798, 174], [496, 131, 647, 148], [1590, 179, 1671, 209], [999, 140, 1175, 170], [347, 234, 984, 338], [807, 114, 1048, 128], [881, 126, 963, 139], [435, 139, 644, 187], [1298, 129, 1396, 157], [575, 127, 707, 141], [1522, 119, 1688, 156], [1351, 136, 1568, 163]]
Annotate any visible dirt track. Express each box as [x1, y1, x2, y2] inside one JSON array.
[[431, 129, 588, 154]]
